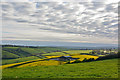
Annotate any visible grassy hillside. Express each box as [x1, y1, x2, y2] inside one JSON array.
[[42, 50, 93, 56], [2, 50, 19, 59], [2, 56, 40, 65], [2, 46, 69, 59], [2, 58, 118, 78], [1, 54, 99, 69], [63, 50, 92, 54], [3, 47, 32, 57], [21, 48, 45, 55], [42, 52, 66, 56]]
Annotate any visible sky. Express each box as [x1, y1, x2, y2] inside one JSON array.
[[1, 0, 119, 47]]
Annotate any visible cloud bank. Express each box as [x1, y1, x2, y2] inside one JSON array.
[[1, 1, 118, 45]]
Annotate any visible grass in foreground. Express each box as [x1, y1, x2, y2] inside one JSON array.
[[2, 58, 118, 78]]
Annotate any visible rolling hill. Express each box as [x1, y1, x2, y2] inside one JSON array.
[[2, 58, 119, 78], [2, 46, 69, 59]]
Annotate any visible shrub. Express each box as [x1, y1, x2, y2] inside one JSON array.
[[82, 58, 88, 62], [97, 54, 119, 60], [73, 59, 82, 63]]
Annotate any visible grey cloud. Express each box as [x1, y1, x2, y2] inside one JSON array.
[[105, 3, 118, 12], [1, 2, 118, 44]]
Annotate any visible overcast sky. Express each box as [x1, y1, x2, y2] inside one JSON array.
[[1, 0, 119, 47]]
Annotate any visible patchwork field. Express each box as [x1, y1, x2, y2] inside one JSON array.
[[2, 46, 95, 65], [63, 50, 92, 54], [71, 55, 98, 61], [2, 58, 119, 78], [2, 54, 98, 69], [2, 46, 119, 78], [42, 52, 66, 56], [42, 50, 93, 56], [2, 46, 68, 59]]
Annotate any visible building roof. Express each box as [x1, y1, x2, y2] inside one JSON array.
[[64, 56, 72, 57], [58, 56, 72, 58]]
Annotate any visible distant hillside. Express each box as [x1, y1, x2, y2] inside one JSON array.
[[2, 50, 19, 59], [2, 45, 69, 59]]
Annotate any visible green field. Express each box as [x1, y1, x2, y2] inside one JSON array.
[[2, 50, 19, 59], [42, 50, 93, 56], [2, 58, 118, 78], [42, 52, 66, 56], [2, 56, 40, 65], [2, 47, 69, 59], [63, 50, 92, 54], [2, 46, 119, 78], [2, 47, 95, 66]]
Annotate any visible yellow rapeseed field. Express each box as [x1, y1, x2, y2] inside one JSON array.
[[45, 56, 61, 58], [45, 55, 70, 58], [70, 60, 76, 63], [1, 54, 99, 69], [71, 55, 98, 61], [1, 59, 44, 69], [17, 60, 66, 68]]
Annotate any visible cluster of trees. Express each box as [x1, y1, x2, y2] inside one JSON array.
[[97, 54, 119, 60], [70, 52, 120, 64], [2, 45, 38, 48], [90, 49, 118, 56], [72, 58, 95, 63]]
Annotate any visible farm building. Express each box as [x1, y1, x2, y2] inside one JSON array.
[[49, 56, 79, 61]]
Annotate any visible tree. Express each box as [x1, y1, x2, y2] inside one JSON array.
[[87, 58, 95, 62], [73, 60, 81, 63], [83, 58, 87, 62]]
